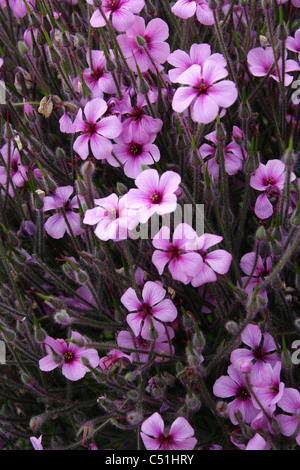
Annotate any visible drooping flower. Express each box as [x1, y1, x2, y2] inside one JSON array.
[[83, 193, 139, 241], [190, 234, 232, 287], [172, 62, 238, 124], [9, 0, 36, 18], [239, 252, 273, 303], [117, 327, 175, 363], [117, 17, 170, 73], [171, 0, 214, 25], [120, 281, 177, 340], [230, 324, 280, 382], [120, 93, 163, 142], [126, 169, 181, 224], [250, 159, 296, 219], [99, 349, 132, 370], [30, 435, 43, 450], [73, 98, 123, 160], [39, 332, 100, 381], [0, 143, 28, 195], [59, 109, 74, 134], [198, 130, 244, 179], [286, 28, 300, 60], [213, 364, 259, 425], [87, 0, 145, 31], [152, 224, 203, 285], [83, 50, 116, 97], [107, 132, 160, 178], [252, 362, 285, 412], [43, 185, 84, 239], [140, 412, 197, 450], [168, 43, 226, 84], [247, 47, 300, 86], [276, 388, 300, 445]]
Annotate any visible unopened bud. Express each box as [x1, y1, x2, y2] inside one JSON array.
[[18, 41, 28, 54], [225, 320, 239, 333], [256, 225, 265, 241]]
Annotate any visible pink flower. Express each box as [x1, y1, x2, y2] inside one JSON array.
[[30, 435, 43, 450], [276, 388, 300, 445], [120, 281, 178, 340], [213, 365, 259, 425], [230, 324, 280, 382], [83, 193, 139, 241], [140, 412, 197, 450], [286, 28, 300, 60], [117, 17, 170, 73], [127, 169, 181, 224], [9, 0, 35, 18], [245, 433, 270, 450], [252, 362, 285, 412], [107, 132, 160, 178], [0, 143, 28, 195], [73, 98, 123, 160], [39, 332, 100, 381], [43, 185, 84, 239], [83, 50, 116, 97], [87, 0, 145, 31], [120, 93, 163, 142], [168, 43, 226, 83], [247, 47, 300, 86], [190, 234, 232, 287], [152, 224, 203, 284], [117, 327, 175, 363], [99, 349, 132, 370], [250, 159, 296, 219], [171, 0, 214, 25], [172, 62, 238, 124], [59, 109, 74, 134], [239, 252, 273, 303], [199, 130, 244, 179]]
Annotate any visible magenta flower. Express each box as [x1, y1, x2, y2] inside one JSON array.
[[73, 98, 123, 160], [250, 159, 296, 219], [83, 193, 139, 241], [230, 324, 280, 382], [0, 143, 28, 195], [191, 234, 232, 287], [245, 433, 270, 451], [152, 224, 203, 285], [213, 365, 259, 425], [239, 252, 273, 303], [120, 281, 178, 340], [252, 362, 285, 412], [120, 93, 163, 142], [286, 28, 300, 60], [172, 62, 238, 124], [168, 43, 226, 83], [199, 130, 244, 179], [99, 349, 132, 371], [247, 47, 300, 86], [171, 0, 214, 25], [30, 435, 43, 450], [39, 332, 100, 381], [117, 17, 170, 73], [127, 169, 181, 224], [117, 327, 175, 363], [107, 132, 160, 179], [87, 0, 145, 31], [83, 50, 116, 97], [276, 388, 300, 445], [43, 185, 84, 239], [140, 412, 197, 450], [59, 109, 74, 134], [9, 0, 35, 18]]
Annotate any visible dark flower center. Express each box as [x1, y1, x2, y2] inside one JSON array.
[[84, 122, 97, 134], [269, 384, 279, 395], [64, 351, 74, 363], [195, 79, 208, 95], [92, 67, 104, 80], [150, 191, 162, 204], [108, 0, 121, 12], [130, 143, 143, 156], [237, 387, 250, 400], [141, 304, 152, 317], [263, 176, 275, 186], [11, 159, 18, 174]]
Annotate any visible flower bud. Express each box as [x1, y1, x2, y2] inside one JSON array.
[[225, 320, 239, 333], [18, 41, 28, 54]]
